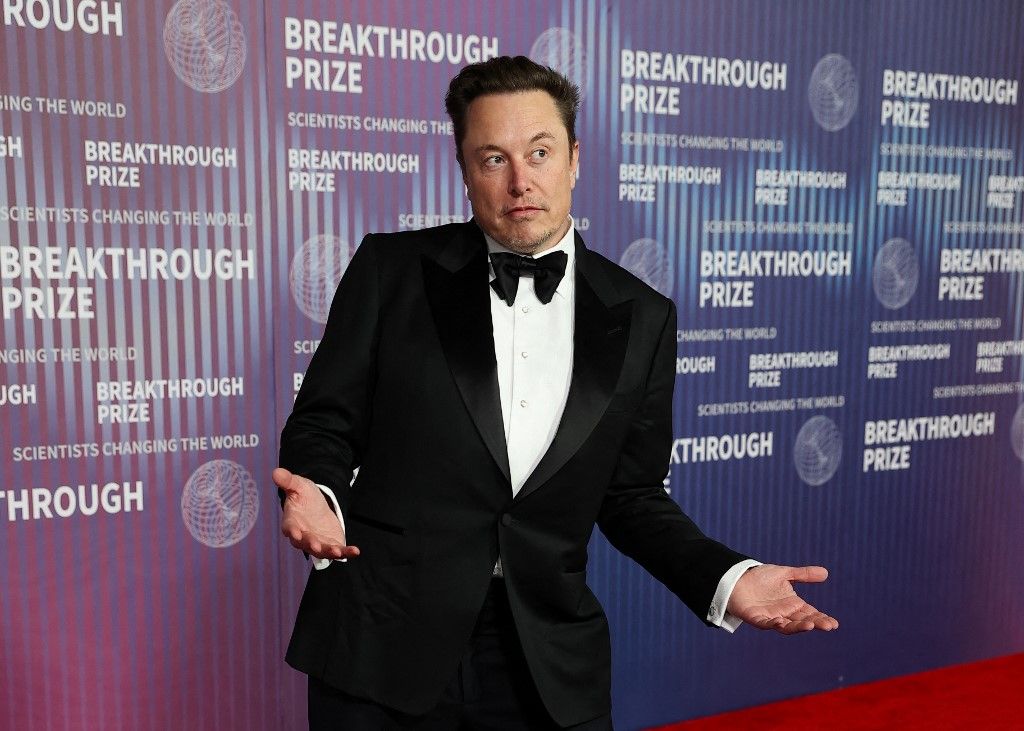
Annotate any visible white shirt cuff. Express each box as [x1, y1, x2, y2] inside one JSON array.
[[312, 483, 346, 571], [706, 558, 762, 632]]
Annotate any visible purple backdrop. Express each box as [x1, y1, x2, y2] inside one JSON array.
[[2, 2, 1023, 729]]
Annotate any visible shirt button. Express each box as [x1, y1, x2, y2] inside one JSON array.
[[519, 400, 527, 408], [521, 351, 528, 358], [521, 305, 530, 313]]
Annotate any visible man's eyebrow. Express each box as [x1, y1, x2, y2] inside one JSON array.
[[471, 131, 557, 156]]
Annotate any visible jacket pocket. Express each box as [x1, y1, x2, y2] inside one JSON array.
[[349, 511, 405, 536]]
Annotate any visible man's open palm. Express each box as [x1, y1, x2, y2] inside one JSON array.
[[727, 564, 838, 634], [273, 467, 359, 560]]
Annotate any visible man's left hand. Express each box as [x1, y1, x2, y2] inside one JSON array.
[[727, 564, 838, 634]]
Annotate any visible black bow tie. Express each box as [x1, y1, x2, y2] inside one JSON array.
[[489, 251, 568, 306]]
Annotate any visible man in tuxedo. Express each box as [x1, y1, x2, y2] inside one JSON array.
[[275, 55, 837, 730]]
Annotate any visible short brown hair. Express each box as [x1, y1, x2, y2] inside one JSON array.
[[445, 55, 580, 167]]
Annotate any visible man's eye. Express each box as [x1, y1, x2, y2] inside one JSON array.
[[484, 155, 504, 166], [531, 149, 549, 160]]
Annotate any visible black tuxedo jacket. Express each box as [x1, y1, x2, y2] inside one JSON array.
[[280, 221, 746, 727]]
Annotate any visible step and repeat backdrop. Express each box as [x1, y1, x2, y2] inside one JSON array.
[[3, 1, 1023, 729]]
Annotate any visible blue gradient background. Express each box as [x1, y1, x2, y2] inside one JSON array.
[[2, 2, 1023, 729]]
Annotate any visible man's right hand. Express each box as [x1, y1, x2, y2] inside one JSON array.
[[272, 467, 360, 560]]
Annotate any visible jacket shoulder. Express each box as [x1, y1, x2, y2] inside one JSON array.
[[579, 245, 674, 311], [357, 222, 476, 263]]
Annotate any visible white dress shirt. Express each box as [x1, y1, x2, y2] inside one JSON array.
[[486, 229, 575, 496], [314, 220, 758, 631]]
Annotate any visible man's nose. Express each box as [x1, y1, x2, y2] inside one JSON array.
[[507, 160, 531, 196]]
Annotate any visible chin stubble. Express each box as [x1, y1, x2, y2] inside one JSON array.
[[494, 220, 567, 255]]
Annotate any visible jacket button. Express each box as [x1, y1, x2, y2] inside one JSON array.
[[501, 513, 512, 527]]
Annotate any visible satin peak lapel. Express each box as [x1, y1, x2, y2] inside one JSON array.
[[515, 243, 633, 502], [422, 230, 512, 485]]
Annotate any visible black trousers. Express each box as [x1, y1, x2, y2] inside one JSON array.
[[308, 579, 613, 730]]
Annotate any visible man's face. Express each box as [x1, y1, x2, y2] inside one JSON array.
[[460, 90, 579, 255]]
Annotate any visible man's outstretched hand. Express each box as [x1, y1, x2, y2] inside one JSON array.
[[727, 564, 838, 634], [272, 467, 359, 560]]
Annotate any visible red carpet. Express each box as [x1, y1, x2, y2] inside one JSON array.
[[649, 652, 1024, 730]]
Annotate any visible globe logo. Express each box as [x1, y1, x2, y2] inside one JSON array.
[[289, 234, 354, 324], [808, 54, 859, 132], [181, 459, 259, 548], [620, 238, 674, 297], [530, 27, 589, 98], [1012, 403, 1024, 461], [793, 415, 842, 486], [873, 237, 919, 309], [163, 0, 247, 93]]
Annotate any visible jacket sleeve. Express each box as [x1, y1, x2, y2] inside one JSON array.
[[596, 297, 749, 624], [279, 234, 381, 515]]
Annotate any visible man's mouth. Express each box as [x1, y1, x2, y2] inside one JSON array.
[[504, 205, 545, 216]]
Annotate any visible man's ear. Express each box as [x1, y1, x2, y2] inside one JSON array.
[[569, 140, 580, 188]]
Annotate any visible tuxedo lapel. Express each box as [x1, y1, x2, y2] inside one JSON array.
[[423, 224, 512, 485], [515, 236, 633, 502]]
